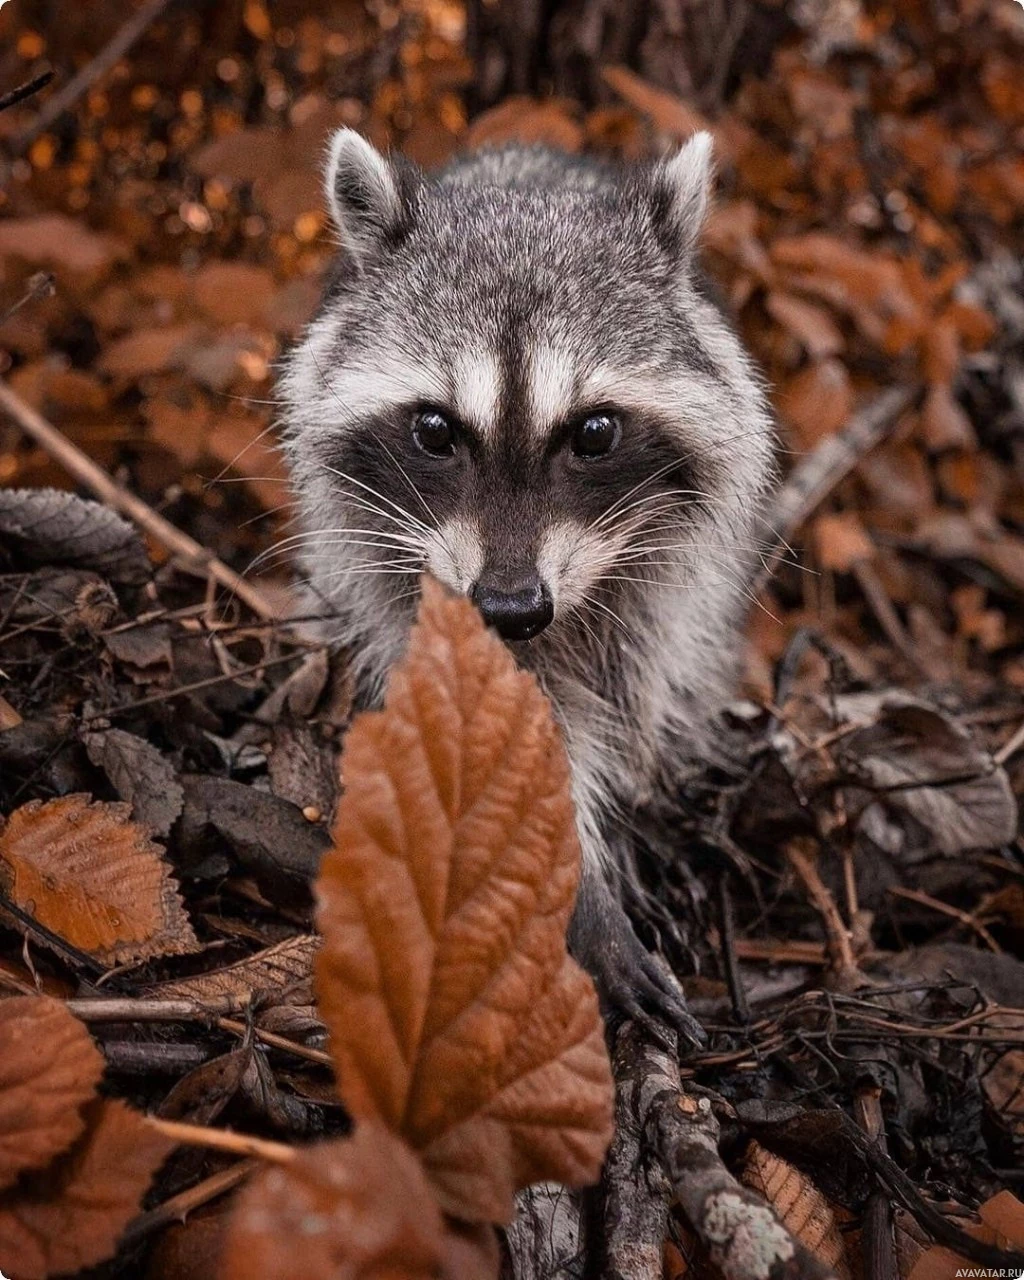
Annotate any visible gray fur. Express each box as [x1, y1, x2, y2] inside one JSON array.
[[279, 129, 775, 883]]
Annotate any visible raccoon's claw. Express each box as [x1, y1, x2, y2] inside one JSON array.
[[569, 874, 706, 1053]]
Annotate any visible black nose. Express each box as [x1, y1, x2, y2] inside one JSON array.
[[470, 576, 554, 641]]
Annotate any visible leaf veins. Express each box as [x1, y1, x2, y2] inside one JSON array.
[[0, 996, 104, 1192], [0, 794, 197, 965], [315, 577, 613, 1225]]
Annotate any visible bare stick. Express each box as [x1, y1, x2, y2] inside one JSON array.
[[145, 1116, 296, 1165], [755, 386, 918, 594], [123, 1160, 256, 1245], [0, 70, 55, 115], [0, 380, 277, 619], [604, 1025, 670, 1280], [785, 839, 860, 985], [15, 0, 176, 151], [854, 1087, 897, 1280], [637, 1042, 840, 1280]]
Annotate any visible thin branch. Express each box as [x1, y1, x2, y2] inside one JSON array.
[[637, 1039, 840, 1280], [123, 1160, 256, 1245], [14, 0, 176, 151], [0, 70, 55, 115], [145, 1116, 296, 1165], [755, 386, 919, 594], [0, 380, 277, 619]]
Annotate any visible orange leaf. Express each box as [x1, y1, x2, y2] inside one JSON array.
[[219, 1122, 450, 1280], [812, 512, 875, 573], [777, 359, 854, 448], [464, 98, 583, 152], [742, 1141, 851, 1279], [315, 578, 613, 1224], [0, 795, 197, 965], [0, 997, 104, 1192], [0, 1099, 174, 1280]]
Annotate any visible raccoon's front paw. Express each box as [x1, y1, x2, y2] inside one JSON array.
[[570, 880, 705, 1053]]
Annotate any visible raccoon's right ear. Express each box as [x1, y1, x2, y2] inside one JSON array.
[[649, 130, 715, 263], [325, 128, 415, 262]]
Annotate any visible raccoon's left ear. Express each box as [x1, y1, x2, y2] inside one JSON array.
[[651, 131, 714, 261], [325, 128, 416, 262]]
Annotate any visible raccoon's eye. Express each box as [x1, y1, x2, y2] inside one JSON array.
[[412, 409, 456, 458], [571, 412, 621, 459]]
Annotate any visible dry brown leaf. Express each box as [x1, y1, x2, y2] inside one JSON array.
[[315, 577, 613, 1224], [191, 262, 277, 327], [152, 935, 319, 1004], [0, 795, 198, 965], [465, 97, 583, 152], [908, 1191, 1024, 1280], [742, 1141, 850, 1279], [777, 359, 854, 448], [981, 1051, 1024, 1135], [765, 291, 845, 360], [600, 65, 713, 141], [0, 996, 104, 1192], [219, 1122, 450, 1280], [813, 511, 875, 573], [0, 1099, 174, 1280], [0, 215, 127, 273], [96, 325, 202, 379]]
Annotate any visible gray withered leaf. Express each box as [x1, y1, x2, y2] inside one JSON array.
[[0, 488, 149, 584], [836, 697, 1018, 855]]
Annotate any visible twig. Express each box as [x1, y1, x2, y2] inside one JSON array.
[[145, 1116, 296, 1165], [784, 839, 860, 984], [888, 886, 1001, 953], [216, 1016, 333, 1068], [14, 0, 177, 152], [604, 1025, 670, 1280], [755, 386, 918, 594], [638, 1041, 840, 1280], [66, 996, 333, 1067], [994, 717, 1024, 766], [0, 70, 55, 115], [84, 651, 310, 721], [718, 874, 750, 1025], [123, 1160, 256, 1245], [0, 271, 55, 328], [854, 1087, 897, 1280], [0, 380, 277, 619], [67, 996, 238, 1022]]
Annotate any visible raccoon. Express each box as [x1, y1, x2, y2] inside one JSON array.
[[280, 128, 775, 1043]]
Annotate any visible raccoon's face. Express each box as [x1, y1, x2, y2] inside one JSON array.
[[281, 129, 773, 681]]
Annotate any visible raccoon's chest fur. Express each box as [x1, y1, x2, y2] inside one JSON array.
[[280, 129, 775, 874]]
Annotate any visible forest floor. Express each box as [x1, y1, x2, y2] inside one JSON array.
[[0, 1, 1023, 1278]]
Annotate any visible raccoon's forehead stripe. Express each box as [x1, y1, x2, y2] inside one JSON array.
[[452, 351, 502, 436], [527, 345, 578, 434]]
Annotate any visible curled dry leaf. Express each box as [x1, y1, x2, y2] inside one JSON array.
[[0, 1098, 174, 1280], [836, 700, 1018, 854], [0, 996, 104, 1192], [315, 578, 613, 1224], [0, 488, 149, 584], [220, 1121, 449, 1280], [0, 795, 198, 965], [83, 728, 184, 839]]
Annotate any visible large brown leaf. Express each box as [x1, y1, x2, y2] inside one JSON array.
[[0, 795, 197, 964], [315, 578, 613, 1224], [220, 1122, 450, 1280], [0, 997, 104, 1192], [0, 1099, 174, 1280]]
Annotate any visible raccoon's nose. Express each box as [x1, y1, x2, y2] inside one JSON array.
[[470, 575, 554, 641]]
